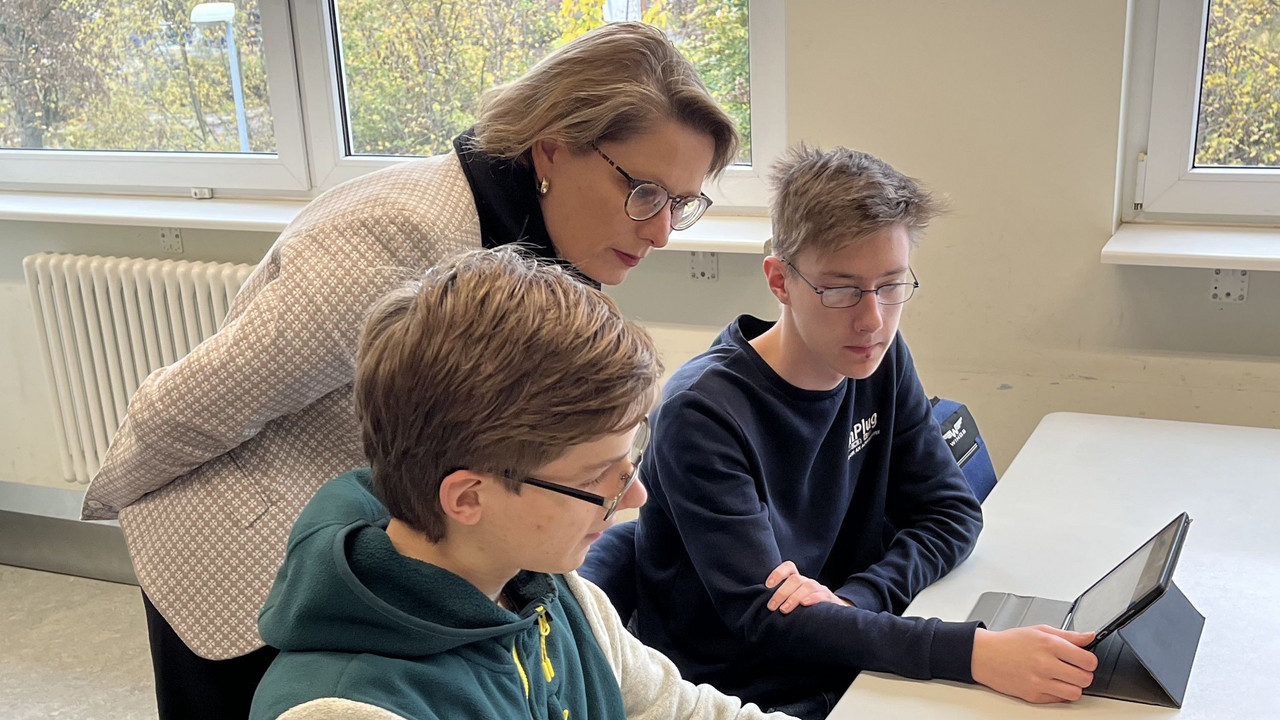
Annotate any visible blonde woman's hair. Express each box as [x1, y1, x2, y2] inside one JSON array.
[[472, 22, 739, 177], [354, 247, 662, 542], [769, 144, 943, 261]]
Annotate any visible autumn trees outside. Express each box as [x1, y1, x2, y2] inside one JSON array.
[[1195, 0, 1280, 167], [4, 0, 1277, 169], [0, 0, 750, 162]]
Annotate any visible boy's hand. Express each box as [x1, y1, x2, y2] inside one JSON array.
[[764, 560, 853, 613], [971, 626, 1098, 703]]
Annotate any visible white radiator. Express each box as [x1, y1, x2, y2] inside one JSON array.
[[23, 253, 255, 484]]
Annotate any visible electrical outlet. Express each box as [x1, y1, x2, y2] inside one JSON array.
[[159, 227, 184, 253], [1209, 268, 1248, 304], [690, 251, 718, 281]]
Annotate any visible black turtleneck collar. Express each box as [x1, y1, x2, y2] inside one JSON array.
[[453, 129, 599, 289]]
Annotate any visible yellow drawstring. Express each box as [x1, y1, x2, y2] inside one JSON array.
[[535, 606, 555, 682], [511, 644, 530, 698]]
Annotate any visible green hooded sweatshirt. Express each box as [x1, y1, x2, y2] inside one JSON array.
[[250, 469, 628, 720]]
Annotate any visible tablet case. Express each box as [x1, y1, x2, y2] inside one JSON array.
[[967, 583, 1204, 707]]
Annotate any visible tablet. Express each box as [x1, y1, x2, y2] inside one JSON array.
[[1064, 512, 1192, 649]]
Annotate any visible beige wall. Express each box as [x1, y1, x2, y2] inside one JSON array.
[[612, 0, 1280, 474], [3, 0, 1278, 497]]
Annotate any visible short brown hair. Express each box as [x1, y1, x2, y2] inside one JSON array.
[[769, 144, 942, 260], [354, 247, 662, 541], [472, 22, 739, 177]]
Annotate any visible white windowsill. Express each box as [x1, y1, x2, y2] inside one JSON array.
[[1102, 223, 1280, 271], [0, 190, 771, 254], [667, 214, 771, 253], [0, 191, 302, 233]]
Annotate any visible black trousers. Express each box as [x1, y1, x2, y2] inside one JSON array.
[[142, 593, 279, 720]]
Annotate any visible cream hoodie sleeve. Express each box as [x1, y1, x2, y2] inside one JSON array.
[[563, 572, 802, 720], [275, 697, 413, 720]]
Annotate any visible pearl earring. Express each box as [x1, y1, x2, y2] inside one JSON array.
[[538, 177, 550, 195]]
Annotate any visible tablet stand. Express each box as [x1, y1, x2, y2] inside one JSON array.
[[1083, 582, 1204, 707]]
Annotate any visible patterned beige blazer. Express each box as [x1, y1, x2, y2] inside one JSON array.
[[82, 152, 482, 659]]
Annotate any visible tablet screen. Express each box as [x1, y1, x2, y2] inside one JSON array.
[[1066, 515, 1186, 634]]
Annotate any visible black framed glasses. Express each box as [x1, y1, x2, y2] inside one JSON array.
[[785, 260, 919, 309], [592, 142, 712, 231], [518, 419, 651, 522]]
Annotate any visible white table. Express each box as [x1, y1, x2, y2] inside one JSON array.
[[830, 412, 1280, 719]]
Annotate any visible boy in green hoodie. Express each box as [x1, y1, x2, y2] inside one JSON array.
[[249, 248, 793, 720]]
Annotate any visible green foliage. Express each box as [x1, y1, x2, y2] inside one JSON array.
[[1196, 0, 1280, 167], [337, 0, 563, 156], [2, 0, 273, 152], [338, 0, 750, 159], [1, 0, 751, 164], [0, 0, 105, 148], [554, 0, 607, 43], [666, 0, 750, 164]]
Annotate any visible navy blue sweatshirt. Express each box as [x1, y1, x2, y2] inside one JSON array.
[[633, 315, 984, 708]]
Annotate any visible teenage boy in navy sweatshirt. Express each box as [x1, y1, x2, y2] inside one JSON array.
[[627, 146, 1098, 719]]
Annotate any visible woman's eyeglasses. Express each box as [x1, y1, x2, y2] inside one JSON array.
[[592, 143, 712, 231]]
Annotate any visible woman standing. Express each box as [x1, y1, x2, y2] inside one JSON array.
[[81, 21, 737, 720]]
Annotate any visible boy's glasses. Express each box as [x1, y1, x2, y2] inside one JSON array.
[[518, 419, 650, 522], [785, 260, 919, 309], [591, 142, 712, 231]]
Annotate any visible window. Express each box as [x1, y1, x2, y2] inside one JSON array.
[[1193, 0, 1280, 170], [331, 0, 752, 163], [1, 2, 276, 153], [1, 0, 782, 210], [0, 1, 308, 192], [1124, 0, 1280, 221]]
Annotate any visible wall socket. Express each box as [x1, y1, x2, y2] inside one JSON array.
[[159, 227, 184, 253], [689, 251, 718, 281], [1210, 268, 1248, 304]]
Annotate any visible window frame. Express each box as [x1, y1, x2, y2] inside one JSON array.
[[1123, 0, 1280, 222], [1, 0, 783, 212], [707, 0, 786, 211], [0, 1, 311, 194]]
